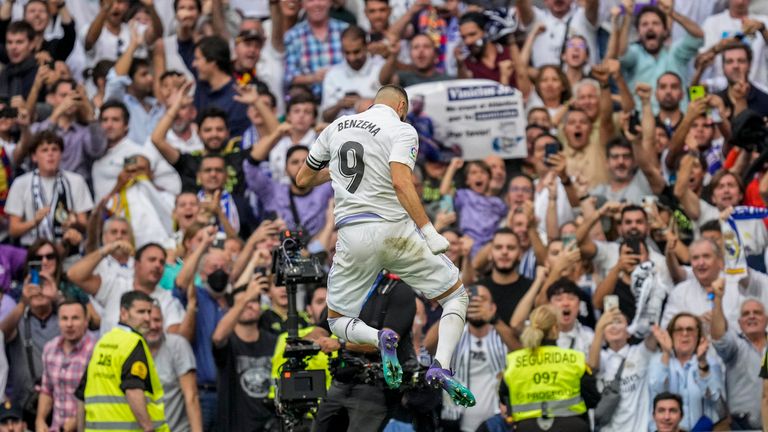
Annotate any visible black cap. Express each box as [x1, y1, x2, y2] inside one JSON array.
[[545, 277, 582, 301], [0, 400, 22, 422], [236, 29, 265, 43]]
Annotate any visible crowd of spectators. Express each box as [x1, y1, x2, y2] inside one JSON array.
[[1, 0, 768, 430]]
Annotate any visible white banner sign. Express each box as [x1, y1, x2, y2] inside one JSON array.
[[405, 79, 527, 160]]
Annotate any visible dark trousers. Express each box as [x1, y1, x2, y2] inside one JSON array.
[[312, 382, 388, 432], [198, 386, 218, 432]]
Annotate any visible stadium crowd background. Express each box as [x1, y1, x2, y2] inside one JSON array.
[[2, 0, 768, 430]]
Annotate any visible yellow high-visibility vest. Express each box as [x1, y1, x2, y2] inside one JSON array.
[[503, 345, 588, 422], [84, 325, 169, 432]]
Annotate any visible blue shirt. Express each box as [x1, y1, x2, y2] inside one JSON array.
[[104, 69, 166, 145], [191, 285, 227, 385], [193, 78, 250, 138], [648, 352, 724, 430], [620, 33, 704, 111], [454, 188, 507, 257]]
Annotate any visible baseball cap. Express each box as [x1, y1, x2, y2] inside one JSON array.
[[0, 400, 22, 423], [236, 29, 265, 43]]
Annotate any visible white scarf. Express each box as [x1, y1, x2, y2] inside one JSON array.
[[628, 261, 665, 338], [31, 169, 73, 240]]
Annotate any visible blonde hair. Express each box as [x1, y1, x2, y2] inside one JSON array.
[[521, 305, 559, 350]]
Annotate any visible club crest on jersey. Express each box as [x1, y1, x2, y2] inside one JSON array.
[[409, 146, 417, 161]]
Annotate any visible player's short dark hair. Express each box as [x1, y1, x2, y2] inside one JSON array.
[[635, 6, 668, 30], [7, 20, 35, 40], [377, 84, 409, 107], [100, 99, 130, 124], [196, 36, 233, 75], [341, 25, 367, 43], [120, 290, 154, 311], [653, 392, 684, 415], [699, 219, 721, 235], [721, 41, 754, 64], [30, 130, 64, 153], [546, 277, 582, 301], [197, 106, 229, 130], [135, 242, 167, 262]]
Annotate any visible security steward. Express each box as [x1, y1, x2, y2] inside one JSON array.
[[503, 305, 599, 432], [76, 291, 169, 432]]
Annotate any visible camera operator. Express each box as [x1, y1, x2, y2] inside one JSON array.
[[308, 272, 417, 432]]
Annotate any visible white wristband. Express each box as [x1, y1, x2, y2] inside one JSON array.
[[420, 223, 438, 239]]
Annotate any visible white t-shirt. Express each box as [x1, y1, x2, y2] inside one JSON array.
[[83, 23, 148, 68], [268, 129, 317, 185], [4, 170, 94, 245], [661, 270, 768, 328], [92, 137, 182, 201], [307, 104, 419, 225], [556, 322, 594, 360], [95, 272, 185, 335], [701, 11, 768, 88], [533, 177, 575, 235], [460, 332, 503, 432], [598, 344, 654, 432], [167, 128, 203, 154], [258, 20, 286, 116], [105, 180, 175, 248], [529, 5, 599, 68], [321, 55, 385, 115]]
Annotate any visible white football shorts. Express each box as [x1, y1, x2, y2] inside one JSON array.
[[326, 218, 460, 317]]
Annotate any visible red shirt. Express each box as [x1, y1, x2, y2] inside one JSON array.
[[463, 44, 516, 88]]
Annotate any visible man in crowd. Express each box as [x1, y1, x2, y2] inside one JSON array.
[[145, 304, 202, 432], [66, 242, 185, 335], [36, 300, 95, 432], [212, 274, 277, 430]]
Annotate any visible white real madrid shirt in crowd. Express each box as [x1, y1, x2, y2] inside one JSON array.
[[534, 177, 575, 235], [95, 271, 184, 336], [306, 104, 419, 225], [529, 3, 599, 68], [556, 321, 594, 359], [320, 55, 385, 118], [460, 332, 506, 432], [268, 130, 318, 185], [4, 169, 94, 246], [83, 23, 148, 68], [661, 269, 768, 328], [91, 136, 182, 201], [597, 343, 654, 432]]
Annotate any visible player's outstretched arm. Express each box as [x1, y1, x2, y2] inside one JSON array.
[[391, 162, 449, 254]]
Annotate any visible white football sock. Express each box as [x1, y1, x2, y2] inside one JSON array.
[[434, 285, 468, 367], [328, 316, 379, 345]]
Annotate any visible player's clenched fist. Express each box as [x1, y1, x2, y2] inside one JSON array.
[[420, 223, 450, 254]]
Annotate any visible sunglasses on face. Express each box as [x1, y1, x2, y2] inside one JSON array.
[[36, 252, 57, 261]]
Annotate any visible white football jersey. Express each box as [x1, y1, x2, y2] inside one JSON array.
[[306, 104, 418, 226]]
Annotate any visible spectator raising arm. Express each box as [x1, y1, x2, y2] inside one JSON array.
[[211, 275, 267, 347], [84, 0, 115, 51], [67, 241, 133, 296], [151, 81, 194, 165]]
